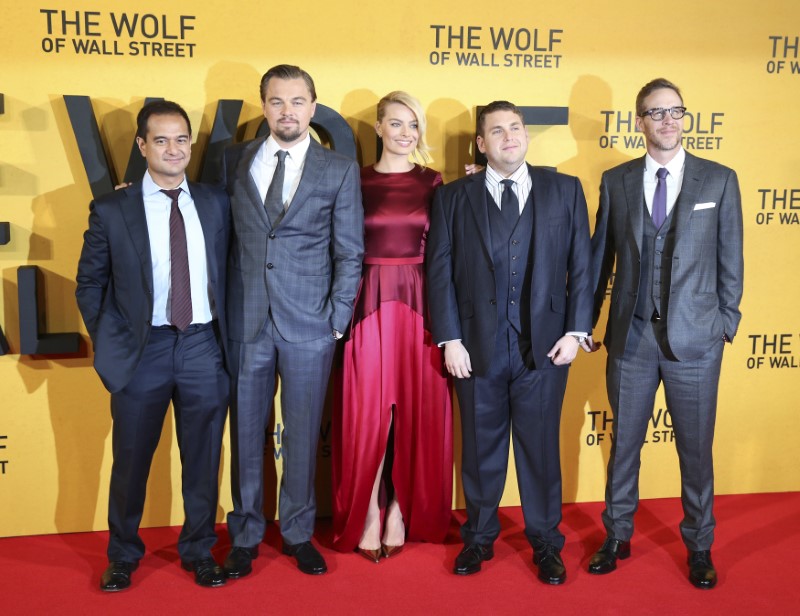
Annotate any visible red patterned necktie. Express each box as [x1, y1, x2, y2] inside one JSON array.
[[161, 188, 192, 330]]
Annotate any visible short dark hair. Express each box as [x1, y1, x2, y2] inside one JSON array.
[[635, 78, 683, 116], [136, 100, 192, 140], [259, 64, 317, 102], [477, 101, 524, 136]]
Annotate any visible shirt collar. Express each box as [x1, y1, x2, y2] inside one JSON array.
[[485, 162, 528, 185], [644, 146, 685, 178], [142, 169, 190, 198], [264, 133, 311, 163]]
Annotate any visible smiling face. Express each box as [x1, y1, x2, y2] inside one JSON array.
[[636, 87, 684, 163], [262, 76, 317, 148], [476, 109, 529, 176], [136, 113, 191, 188], [376, 102, 419, 160]]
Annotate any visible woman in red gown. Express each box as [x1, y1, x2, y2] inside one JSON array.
[[332, 92, 453, 562]]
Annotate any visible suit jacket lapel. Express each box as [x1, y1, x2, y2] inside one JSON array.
[[465, 171, 493, 262], [672, 152, 703, 247], [189, 183, 218, 288], [623, 158, 646, 257], [529, 163, 549, 227], [119, 183, 154, 297], [236, 136, 271, 228], [280, 139, 326, 225]]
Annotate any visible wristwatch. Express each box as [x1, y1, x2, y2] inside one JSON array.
[[571, 335, 587, 345]]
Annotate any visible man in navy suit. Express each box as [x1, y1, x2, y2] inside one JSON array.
[[427, 101, 593, 584], [219, 65, 363, 577], [76, 100, 230, 591]]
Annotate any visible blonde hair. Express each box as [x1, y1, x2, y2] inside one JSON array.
[[377, 91, 431, 164]]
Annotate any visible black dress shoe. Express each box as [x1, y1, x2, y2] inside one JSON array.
[[282, 541, 327, 575], [182, 558, 226, 587], [100, 561, 138, 592], [588, 537, 631, 575], [453, 543, 494, 575], [223, 546, 259, 578], [533, 544, 566, 585], [688, 550, 717, 589]]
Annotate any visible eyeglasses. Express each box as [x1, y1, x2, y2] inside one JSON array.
[[640, 106, 687, 121]]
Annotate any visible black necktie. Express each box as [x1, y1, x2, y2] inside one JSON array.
[[161, 188, 192, 330], [652, 167, 668, 228], [500, 179, 519, 229], [265, 150, 289, 224]]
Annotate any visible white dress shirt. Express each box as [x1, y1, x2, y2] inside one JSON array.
[[142, 170, 213, 326], [250, 134, 311, 206], [644, 147, 685, 217]]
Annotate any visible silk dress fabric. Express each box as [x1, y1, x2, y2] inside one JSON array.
[[332, 165, 453, 551]]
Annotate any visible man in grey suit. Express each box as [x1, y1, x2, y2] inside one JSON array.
[[586, 78, 743, 589], [219, 65, 363, 577]]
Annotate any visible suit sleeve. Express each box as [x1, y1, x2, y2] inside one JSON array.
[[565, 176, 593, 334], [75, 200, 110, 343], [329, 160, 365, 333], [426, 185, 462, 345], [716, 168, 744, 341], [590, 172, 616, 329]]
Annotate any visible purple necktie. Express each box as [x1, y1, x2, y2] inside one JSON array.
[[161, 188, 192, 331], [652, 167, 668, 229]]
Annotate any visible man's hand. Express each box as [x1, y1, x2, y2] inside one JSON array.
[[444, 340, 472, 379], [464, 164, 485, 176], [581, 335, 602, 353], [547, 335, 580, 366]]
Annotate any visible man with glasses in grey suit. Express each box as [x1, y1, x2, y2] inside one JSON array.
[[219, 64, 363, 577], [585, 78, 743, 589]]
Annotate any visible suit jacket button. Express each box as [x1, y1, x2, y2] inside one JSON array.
[[490, 299, 497, 305], [269, 232, 276, 239], [267, 263, 274, 269]]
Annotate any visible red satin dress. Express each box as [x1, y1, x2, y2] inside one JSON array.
[[332, 165, 453, 552]]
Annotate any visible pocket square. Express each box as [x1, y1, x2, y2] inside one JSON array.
[[694, 202, 716, 210]]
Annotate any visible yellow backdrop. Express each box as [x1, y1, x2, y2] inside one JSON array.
[[1, 0, 799, 537]]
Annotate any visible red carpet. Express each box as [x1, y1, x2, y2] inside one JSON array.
[[1, 493, 797, 615]]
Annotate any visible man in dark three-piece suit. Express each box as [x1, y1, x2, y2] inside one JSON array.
[[586, 78, 743, 589], [219, 65, 363, 577], [76, 101, 230, 591], [427, 101, 593, 584]]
